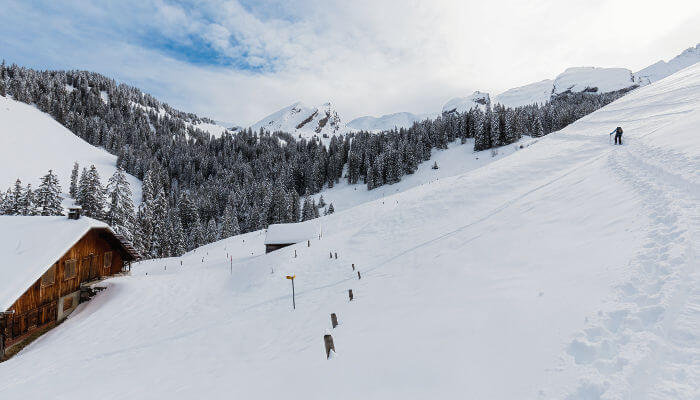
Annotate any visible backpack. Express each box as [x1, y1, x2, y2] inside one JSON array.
[[616, 127, 623, 134]]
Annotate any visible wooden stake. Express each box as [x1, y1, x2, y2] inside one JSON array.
[[348, 289, 354, 301], [330, 252, 333, 259], [331, 313, 338, 328], [308, 240, 310, 247], [352, 263, 355, 270], [334, 252, 337, 259], [324, 334, 335, 359], [357, 271, 361, 279], [294, 249, 297, 258]]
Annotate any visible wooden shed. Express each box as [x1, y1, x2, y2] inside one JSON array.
[[264, 220, 320, 253], [0, 215, 139, 358]]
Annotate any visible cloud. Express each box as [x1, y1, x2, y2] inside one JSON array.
[[1, 0, 699, 125]]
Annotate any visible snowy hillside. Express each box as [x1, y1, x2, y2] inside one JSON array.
[[441, 91, 490, 114], [2, 63, 699, 399], [493, 79, 554, 107], [251, 101, 342, 139], [552, 67, 635, 94], [635, 43, 700, 85], [312, 137, 537, 213], [130, 101, 230, 139], [346, 111, 437, 132], [0, 95, 142, 203]]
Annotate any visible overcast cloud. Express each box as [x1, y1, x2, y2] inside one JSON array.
[[1, 0, 699, 124]]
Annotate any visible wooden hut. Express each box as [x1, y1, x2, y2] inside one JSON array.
[[0, 214, 139, 358], [264, 220, 320, 253]]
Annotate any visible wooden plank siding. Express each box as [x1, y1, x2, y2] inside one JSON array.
[[1, 228, 129, 348]]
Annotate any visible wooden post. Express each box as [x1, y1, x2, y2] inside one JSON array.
[[334, 252, 337, 259], [330, 252, 333, 259], [324, 334, 335, 359], [294, 249, 297, 258], [357, 271, 361, 279], [348, 289, 354, 301], [308, 240, 310, 247], [331, 313, 338, 328], [352, 263, 355, 270]]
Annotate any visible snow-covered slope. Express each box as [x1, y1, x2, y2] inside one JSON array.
[[130, 101, 230, 139], [312, 137, 537, 213], [492, 67, 636, 108], [635, 43, 700, 85], [442, 91, 490, 113], [552, 66, 635, 94], [2, 64, 699, 399], [251, 101, 342, 139], [346, 111, 437, 132], [493, 79, 554, 107], [0, 95, 142, 202]]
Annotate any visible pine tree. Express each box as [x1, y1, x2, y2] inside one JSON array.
[[19, 183, 38, 216], [205, 218, 219, 244], [171, 214, 187, 256], [106, 167, 135, 241], [326, 203, 335, 215], [80, 165, 106, 218], [189, 217, 204, 250], [318, 195, 326, 208], [301, 193, 315, 221], [220, 201, 241, 238], [36, 169, 64, 215], [4, 179, 24, 215], [150, 188, 169, 257], [69, 162, 80, 199]]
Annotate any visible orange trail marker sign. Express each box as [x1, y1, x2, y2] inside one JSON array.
[[286, 275, 296, 309]]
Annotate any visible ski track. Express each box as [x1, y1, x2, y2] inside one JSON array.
[[563, 135, 699, 399]]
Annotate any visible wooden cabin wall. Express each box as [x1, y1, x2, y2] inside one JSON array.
[[3, 229, 125, 342]]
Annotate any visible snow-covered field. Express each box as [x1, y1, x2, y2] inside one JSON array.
[[1, 63, 699, 399], [312, 137, 538, 213], [0, 95, 142, 203]]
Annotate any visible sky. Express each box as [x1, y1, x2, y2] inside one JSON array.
[[1, 0, 699, 125]]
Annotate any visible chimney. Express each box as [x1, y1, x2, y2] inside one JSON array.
[[68, 207, 82, 220]]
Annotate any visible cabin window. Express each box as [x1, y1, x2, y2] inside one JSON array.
[[104, 251, 113, 270], [41, 265, 56, 287], [63, 297, 74, 311], [64, 259, 77, 280]]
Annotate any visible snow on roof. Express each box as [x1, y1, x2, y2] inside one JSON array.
[[0, 216, 111, 311], [264, 220, 320, 245]]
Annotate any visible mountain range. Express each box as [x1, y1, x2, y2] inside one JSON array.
[[244, 44, 700, 134]]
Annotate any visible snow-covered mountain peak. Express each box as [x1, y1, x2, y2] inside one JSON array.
[[251, 101, 342, 140], [442, 91, 491, 114]]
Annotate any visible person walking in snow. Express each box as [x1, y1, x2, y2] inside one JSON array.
[[610, 126, 623, 145]]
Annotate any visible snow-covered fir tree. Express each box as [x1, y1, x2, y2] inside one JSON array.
[[36, 169, 63, 216], [106, 167, 135, 241], [69, 162, 80, 199]]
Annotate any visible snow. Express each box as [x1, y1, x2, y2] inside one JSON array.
[[0, 95, 142, 204], [187, 121, 229, 139], [634, 43, 700, 85], [0, 216, 110, 311], [265, 220, 320, 245], [251, 101, 342, 140], [493, 79, 554, 107], [313, 137, 538, 213], [346, 112, 437, 132], [441, 91, 490, 113], [1, 64, 699, 399], [553, 67, 635, 95]]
